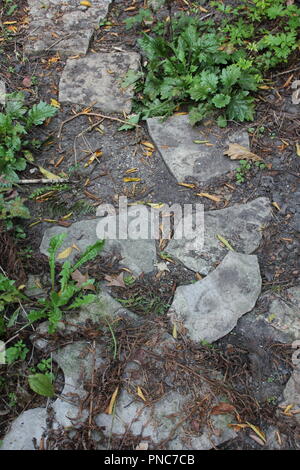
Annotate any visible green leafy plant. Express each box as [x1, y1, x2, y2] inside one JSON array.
[[0, 92, 57, 182], [6, 340, 29, 364], [28, 373, 55, 397], [235, 159, 266, 184], [123, 1, 300, 127], [125, 14, 260, 126], [27, 234, 105, 333], [0, 273, 24, 336], [124, 8, 153, 30]]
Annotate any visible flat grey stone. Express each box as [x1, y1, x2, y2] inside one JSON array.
[[52, 341, 107, 428], [0, 408, 47, 450], [59, 52, 140, 113], [39, 216, 157, 276], [279, 365, 300, 425], [25, 0, 112, 55], [31, 289, 141, 351], [266, 286, 300, 340], [147, 114, 249, 182], [167, 197, 272, 275], [168, 251, 262, 343], [0, 81, 6, 106], [96, 332, 236, 449]]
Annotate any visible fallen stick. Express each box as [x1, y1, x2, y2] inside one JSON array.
[[18, 178, 70, 184], [57, 111, 140, 140]]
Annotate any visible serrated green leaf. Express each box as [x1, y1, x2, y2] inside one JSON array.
[[118, 113, 141, 131], [217, 115, 227, 127], [48, 233, 68, 289], [212, 93, 231, 108], [226, 91, 255, 121], [221, 64, 241, 89], [189, 71, 219, 101], [26, 101, 57, 128], [28, 374, 55, 397], [71, 240, 105, 272], [67, 293, 96, 310]]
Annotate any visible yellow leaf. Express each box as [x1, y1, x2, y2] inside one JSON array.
[[147, 203, 165, 209], [123, 177, 141, 182], [172, 322, 177, 339], [137, 386, 146, 401], [3, 21, 18, 25], [224, 143, 263, 162], [283, 404, 294, 415], [56, 246, 74, 260], [125, 168, 138, 174], [196, 193, 221, 202], [141, 141, 154, 149], [216, 234, 234, 251], [38, 166, 62, 180], [272, 201, 281, 211], [105, 386, 119, 414], [296, 143, 300, 156], [246, 422, 266, 443], [80, 0, 92, 6], [61, 212, 73, 220], [178, 183, 196, 189], [50, 98, 60, 108], [84, 151, 102, 168]]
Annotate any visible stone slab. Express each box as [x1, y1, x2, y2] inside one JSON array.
[[0, 408, 47, 450], [266, 286, 300, 340], [59, 52, 140, 113], [25, 0, 112, 56], [167, 197, 272, 275], [147, 114, 249, 182], [95, 332, 237, 449], [279, 365, 300, 425], [39, 216, 157, 276], [0, 81, 6, 106], [168, 251, 262, 343]]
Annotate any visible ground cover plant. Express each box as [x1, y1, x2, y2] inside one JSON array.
[[123, 0, 300, 126]]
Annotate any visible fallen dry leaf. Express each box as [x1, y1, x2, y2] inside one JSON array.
[[56, 246, 74, 260], [137, 386, 146, 401], [71, 270, 95, 291], [224, 143, 263, 162], [105, 386, 119, 414], [105, 273, 126, 288], [196, 192, 221, 202], [135, 442, 149, 450], [210, 402, 236, 415], [22, 76, 32, 87]]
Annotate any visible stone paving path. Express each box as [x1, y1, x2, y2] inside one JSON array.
[[2, 1, 300, 451]]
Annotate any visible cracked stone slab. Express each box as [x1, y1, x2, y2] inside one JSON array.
[[59, 52, 140, 113], [1, 342, 108, 449], [279, 365, 300, 425], [168, 251, 262, 343], [265, 286, 300, 340], [0, 80, 6, 106], [0, 408, 47, 450], [25, 0, 112, 56], [40, 216, 157, 277], [166, 197, 272, 275], [147, 114, 249, 182], [96, 332, 237, 449], [51, 341, 107, 428]]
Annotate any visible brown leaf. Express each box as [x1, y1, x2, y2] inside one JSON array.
[[22, 76, 32, 87], [210, 402, 236, 415], [105, 272, 126, 288], [71, 270, 95, 291], [224, 143, 263, 162]]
